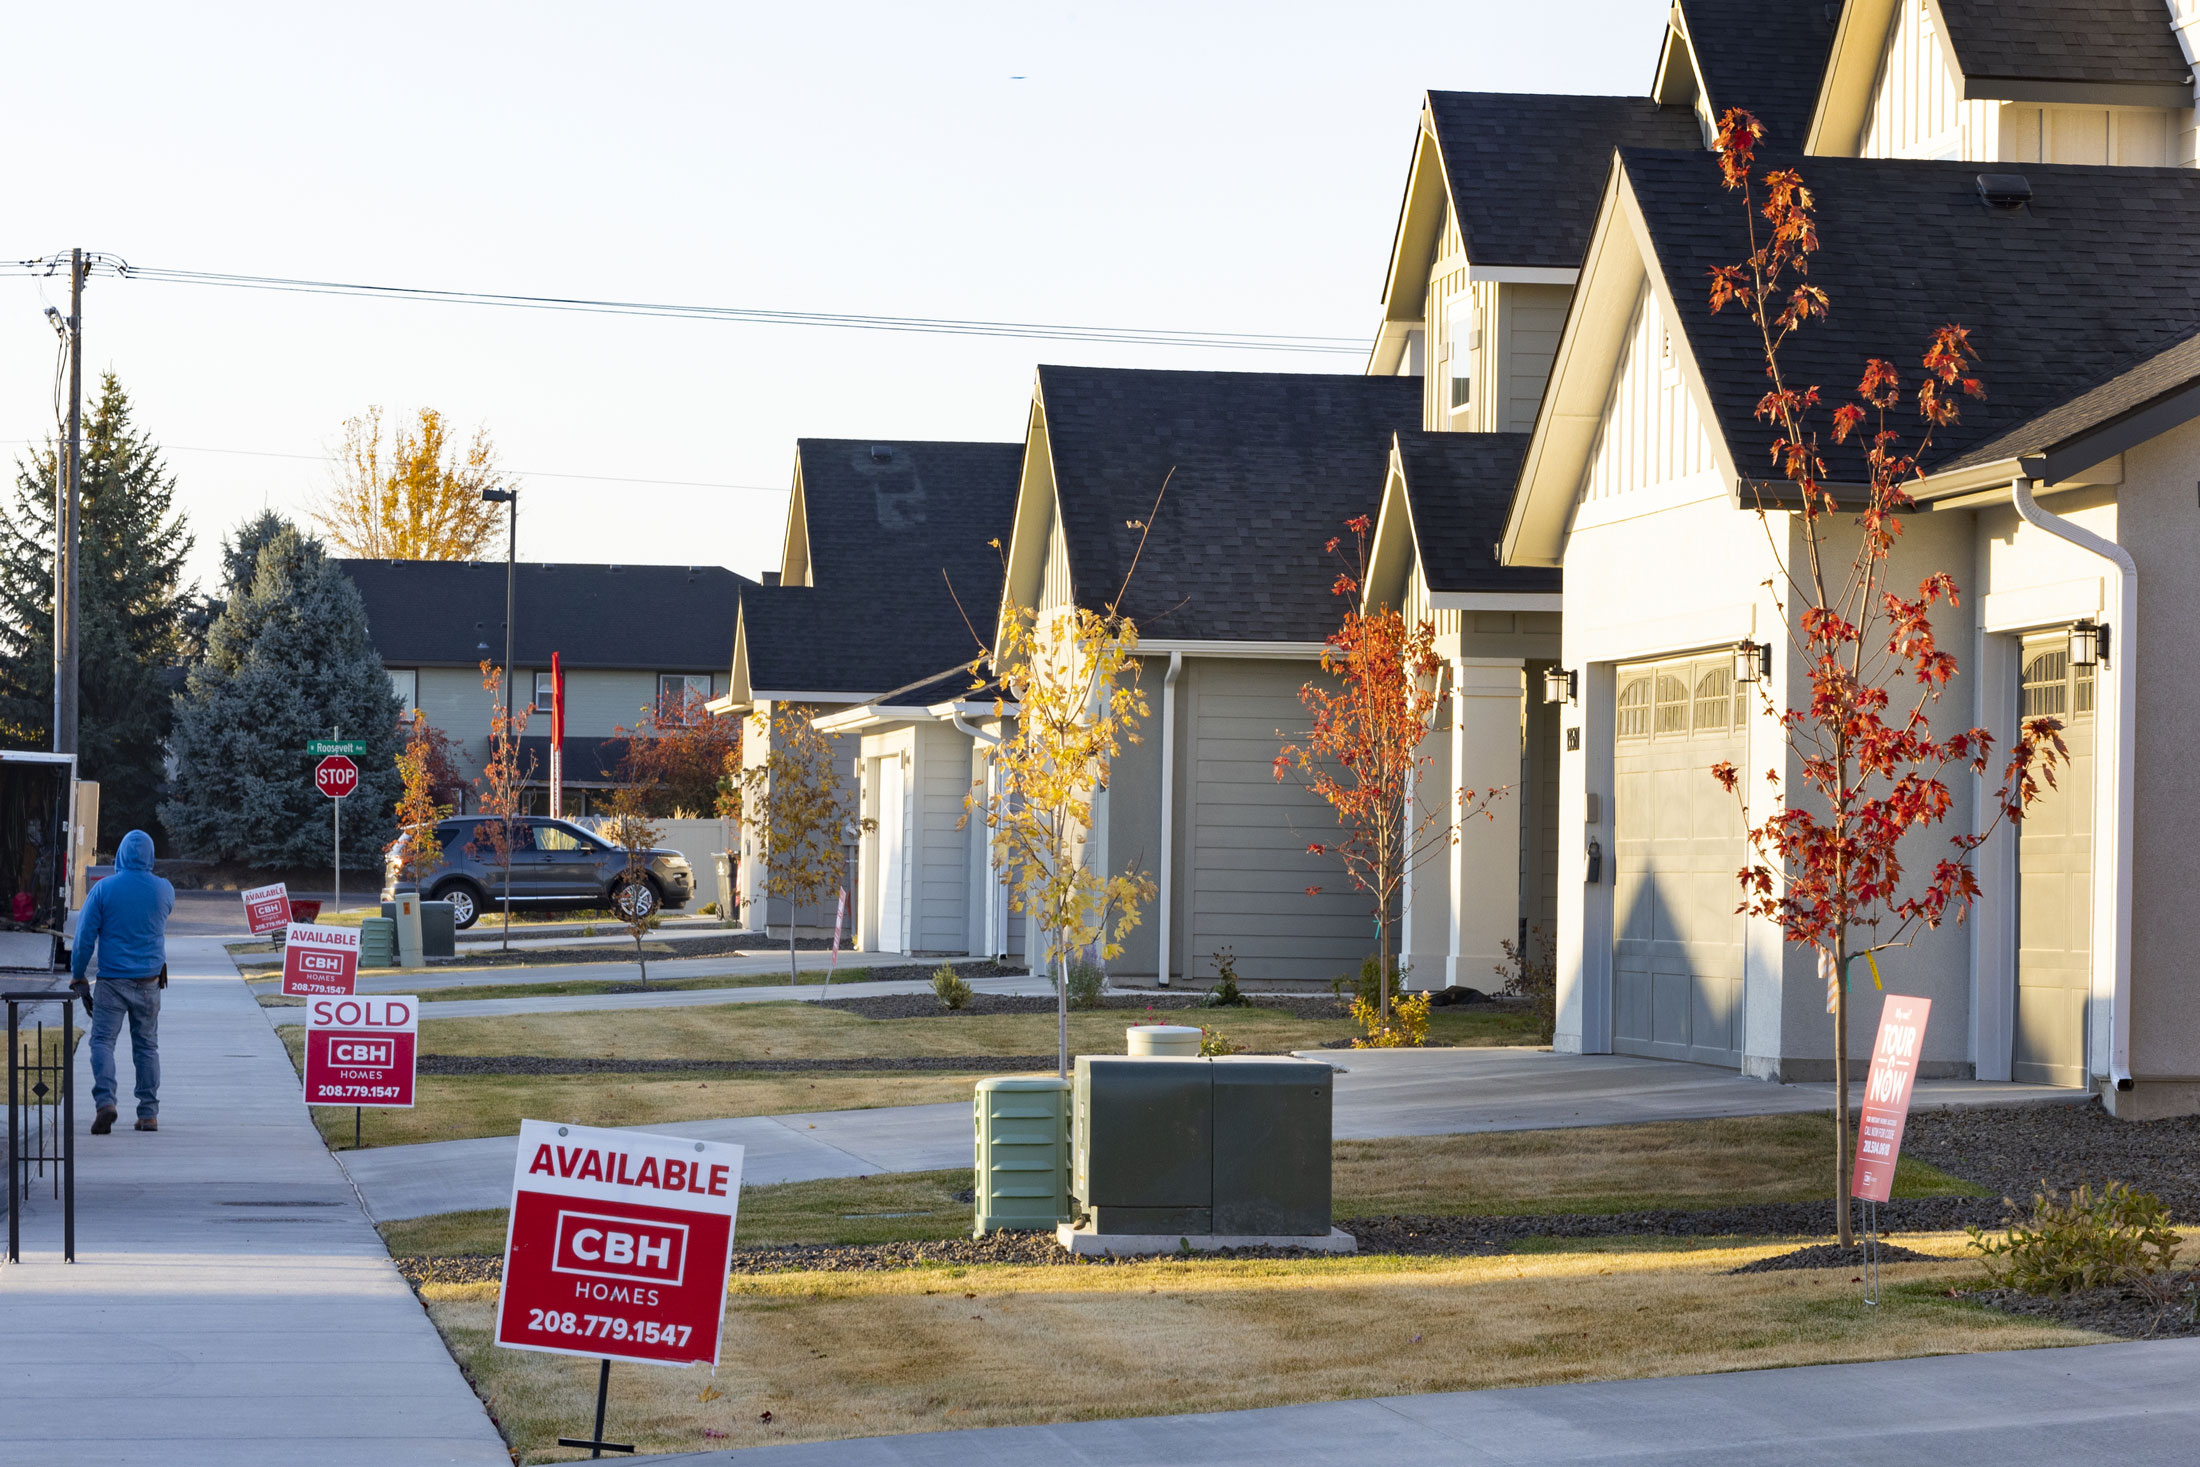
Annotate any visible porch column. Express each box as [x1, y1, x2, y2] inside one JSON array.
[[1399, 704, 1456, 989], [1448, 658, 1526, 990]]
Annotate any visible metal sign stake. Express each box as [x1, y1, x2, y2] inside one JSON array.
[[556, 1358, 634, 1457]]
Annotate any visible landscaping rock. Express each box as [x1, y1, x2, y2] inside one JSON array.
[[818, 991, 1351, 1021], [1904, 1098, 2200, 1218], [1964, 1275, 2200, 1339]]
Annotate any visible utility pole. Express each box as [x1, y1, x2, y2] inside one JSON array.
[[53, 248, 83, 756]]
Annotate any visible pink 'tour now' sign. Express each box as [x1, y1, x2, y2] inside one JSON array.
[[1852, 994, 1932, 1203]]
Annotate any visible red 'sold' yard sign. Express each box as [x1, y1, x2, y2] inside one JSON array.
[[1852, 994, 1932, 1203], [496, 1120, 744, 1369], [302, 994, 417, 1108], [242, 882, 291, 935], [281, 922, 361, 996]]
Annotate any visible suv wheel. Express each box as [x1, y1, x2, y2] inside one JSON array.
[[435, 882, 483, 930], [612, 879, 660, 923]]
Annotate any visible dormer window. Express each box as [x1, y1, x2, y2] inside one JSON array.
[[1447, 300, 1476, 415]]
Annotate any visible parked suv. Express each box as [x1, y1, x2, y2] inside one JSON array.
[[382, 816, 694, 929]]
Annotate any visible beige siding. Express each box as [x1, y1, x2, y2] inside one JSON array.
[[1423, 202, 1470, 431], [549, 670, 660, 739], [416, 667, 494, 776], [1994, 103, 2182, 166], [1039, 505, 1074, 615], [1496, 283, 1571, 433], [1860, 0, 1987, 158], [913, 720, 974, 952], [1579, 285, 1718, 504], [1183, 659, 1369, 986]]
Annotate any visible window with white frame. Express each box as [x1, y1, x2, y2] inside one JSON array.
[[387, 668, 418, 712], [534, 671, 556, 714], [1446, 299, 1475, 414], [658, 673, 711, 723]]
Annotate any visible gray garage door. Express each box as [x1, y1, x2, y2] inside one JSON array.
[[1613, 654, 1746, 1067], [2014, 639, 2093, 1087]]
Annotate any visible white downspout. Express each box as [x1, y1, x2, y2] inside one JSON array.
[[1155, 651, 1183, 987], [2011, 477, 2134, 1093]]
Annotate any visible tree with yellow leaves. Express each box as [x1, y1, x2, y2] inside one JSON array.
[[738, 706, 869, 981], [316, 406, 511, 560], [974, 605, 1157, 1077]]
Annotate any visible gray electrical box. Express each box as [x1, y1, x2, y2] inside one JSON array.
[[1073, 1055, 1332, 1237]]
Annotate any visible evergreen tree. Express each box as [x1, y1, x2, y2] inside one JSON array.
[[0, 374, 195, 844], [163, 520, 403, 867]]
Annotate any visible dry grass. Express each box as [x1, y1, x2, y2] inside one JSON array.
[[1335, 1113, 1984, 1218], [305, 1069, 996, 1150], [412, 998, 1531, 1063], [419, 1236, 2096, 1461]]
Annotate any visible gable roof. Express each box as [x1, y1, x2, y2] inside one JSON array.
[[1665, 0, 1846, 150], [1393, 432, 1560, 596], [340, 560, 746, 669], [1425, 92, 1704, 271], [1628, 153, 2200, 483], [1028, 367, 1422, 643], [739, 439, 1021, 699], [1935, 0, 2191, 92]]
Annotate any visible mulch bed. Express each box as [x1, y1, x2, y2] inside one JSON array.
[[1964, 1273, 2200, 1339], [817, 991, 1352, 1021], [417, 1053, 1061, 1076], [1729, 1242, 1940, 1273]]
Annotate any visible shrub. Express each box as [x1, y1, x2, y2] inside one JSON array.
[[1064, 960, 1106, 1010], [1967, 1181, 2183, 1294], [1203, 947, 1246, 1007], [1351, 989, 1431, 1048], [698, 900, 717, 916], [1495, 925, 1557, 1044], [931, 963, 974, 1011], [1333, 953, 1407, 1010], [1198, 1026, 1242, 1056]]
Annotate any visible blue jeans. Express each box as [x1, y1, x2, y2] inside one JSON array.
[[90, 977, 162, 1119]]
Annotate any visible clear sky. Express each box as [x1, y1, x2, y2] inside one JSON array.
[[2, 1, 1665, 594]]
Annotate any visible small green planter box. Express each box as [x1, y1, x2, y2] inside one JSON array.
[[972, 1076, 1070, 1235]]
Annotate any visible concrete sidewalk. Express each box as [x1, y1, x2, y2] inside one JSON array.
[[346, 1046, 2078, 1222], [637, 1337, 2195, 1466], [0, 937, 506, 1465]]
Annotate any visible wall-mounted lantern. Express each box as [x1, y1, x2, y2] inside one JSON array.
[[1733, 640, 1772, 684], [1543, 667, 1578, 706], [2068, 619, 2107, 669]]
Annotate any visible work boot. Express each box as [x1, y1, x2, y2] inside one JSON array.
[[91, 1106, 117, 1134], [134, 1116, 158, 1132]]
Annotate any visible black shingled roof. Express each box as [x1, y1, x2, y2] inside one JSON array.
[[1625, 151, 2200, 476], [1677, 0, 1844, 150], [1426, 92, 1704, 270], [1394, 432, 1561, 596], [1936, 0, 2190, 88], [743, 439, 1020, 697], [339, 560, 744, 669], [1035, 366, 1422, 642]]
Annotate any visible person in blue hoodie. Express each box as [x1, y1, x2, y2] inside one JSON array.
[[69, 828, 175, 1134]]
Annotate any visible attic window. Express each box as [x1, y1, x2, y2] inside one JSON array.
[[1446, 300, 1475, 414]]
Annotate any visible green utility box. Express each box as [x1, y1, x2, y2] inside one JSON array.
[[972, 1076, 1071, 1234], [358, 917, 397, 968], [1073, 1055, 1333, 1236], [381, 900, 455, 959]]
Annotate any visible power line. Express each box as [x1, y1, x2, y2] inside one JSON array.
[[0, 438, 785, 494], [3, 253, 1365, 355]]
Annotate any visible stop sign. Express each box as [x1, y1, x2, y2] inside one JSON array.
[[315, 755, 359, 800]]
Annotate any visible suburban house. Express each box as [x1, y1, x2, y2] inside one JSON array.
[[716, 438, 1023, 944], [1358, 432, 1561, 994], [344, 558, 744, 815], [990, 364, 1422, 988], [1355, 0, 1840, 993], [1500, 144, 2200, 1118], [1806, 0, 2198, 163]]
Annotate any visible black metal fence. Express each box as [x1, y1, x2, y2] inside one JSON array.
[[6, 991, 75, 1263]]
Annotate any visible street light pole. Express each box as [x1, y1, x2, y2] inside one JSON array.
[[482, 487, 519, 892], [54, 249, 84, 756]]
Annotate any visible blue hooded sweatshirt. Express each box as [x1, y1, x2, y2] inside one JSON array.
[[71, 829, 175, 981]]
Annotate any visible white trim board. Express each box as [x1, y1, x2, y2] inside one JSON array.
[[1980, 577, 2104, 634]]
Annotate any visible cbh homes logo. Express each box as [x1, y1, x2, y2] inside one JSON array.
[[550, 1209, 689, 1287]]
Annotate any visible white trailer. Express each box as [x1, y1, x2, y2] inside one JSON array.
[[0, 750, 98, 973]]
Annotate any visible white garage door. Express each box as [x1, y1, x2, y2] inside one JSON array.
[[1613, 654, 1747, 1067], [2013, 639, 2092, 1087]]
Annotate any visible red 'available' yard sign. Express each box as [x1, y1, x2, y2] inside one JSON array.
[[1852, 994, 1932, 1203], [302, 994, 417, 1108], [495, 1120, 744, 1370], [242, 882, 291, 935], [281, 922, 361, 996]]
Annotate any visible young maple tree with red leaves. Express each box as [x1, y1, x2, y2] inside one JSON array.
[[1706, 110, 2066, 1241], [1276, 516, 1499, 1033]]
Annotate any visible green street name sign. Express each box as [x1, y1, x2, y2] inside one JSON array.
[[307, 739, 367, 757]]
